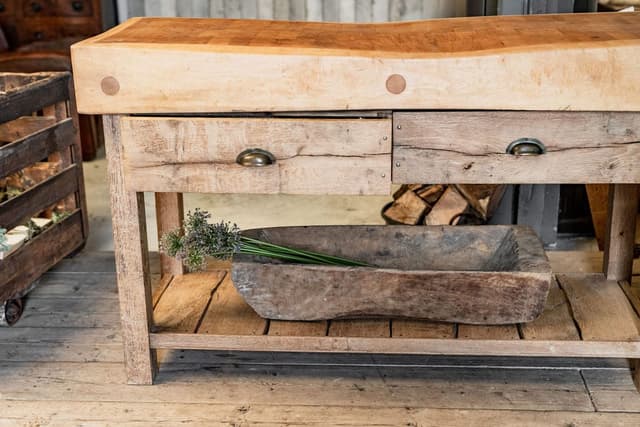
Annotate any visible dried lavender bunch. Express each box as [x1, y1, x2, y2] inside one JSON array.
[[161, 209, 369, 271]]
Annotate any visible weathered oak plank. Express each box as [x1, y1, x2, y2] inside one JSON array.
[[558, 274, 640, 341], [197, 274, 267, 336], [604, 184, 639, 282], [0, 211, 84, 302], [520, 279, 580, 341], [153, 272, 225, 333], [118, 117, 391, 195], [103, 115, 156, 384], [0, 72, 69, 123], [0, 165, 78, 231], [393, 112, 640, 184]]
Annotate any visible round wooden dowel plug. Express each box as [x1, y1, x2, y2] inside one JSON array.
[[386, 74, 406, 94], [101, 76, 120, 96]]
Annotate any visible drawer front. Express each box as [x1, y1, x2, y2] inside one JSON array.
[[393, 111, 640, 184], [21, 0, 56, 16], [56, 0, 93, 16], [119, 117, 391, 195], [0, 0, 16, 16]]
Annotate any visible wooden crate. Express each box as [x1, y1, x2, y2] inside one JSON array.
[[0, 72, 87, 323]]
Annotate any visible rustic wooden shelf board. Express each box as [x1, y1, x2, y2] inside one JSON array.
[[150, 270, 640, 358]]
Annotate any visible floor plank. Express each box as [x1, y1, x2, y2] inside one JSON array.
[[581, 369, 640, 412], [3, 402, 640, 427], [0, 362, 594, 412], [4, 250, 640, 425]]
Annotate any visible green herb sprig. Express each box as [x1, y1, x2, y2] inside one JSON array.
[[161, 209, 369, 271]]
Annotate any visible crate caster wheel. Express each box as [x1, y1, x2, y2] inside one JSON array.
[[0, 298, 24, 327]]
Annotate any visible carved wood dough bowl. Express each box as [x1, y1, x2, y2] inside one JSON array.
[[231, 225, 552, 325]]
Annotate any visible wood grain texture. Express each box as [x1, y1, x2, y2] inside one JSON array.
[[0, 211, 84, 303], [328, 320, 390, 337], [103, 115, 156, 384], [393, 111, 640, 184], [0, 116, 57, 143], [232, 225, 552, 324], [604, 184, 639, 281], [154, 192, 184, 275], [0, 73, 69, 123], [0, 165, 78, 231], [457, 325, 520, 340], [118, 117, 391, 195], [71, 14, 640, 113], [150, 332, 640, 358], [520, 279, 580, 341], [391, 320, 455, 339], [558, 274, 640, 341], [197, 273, 267, 335], [586, 184, 609, 250], [153, 272, 225, 333], [268, 320, 328, 336], [65, 77, 90, 240]]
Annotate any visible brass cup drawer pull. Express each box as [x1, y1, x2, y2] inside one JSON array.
[[236, 148, 276, 167], [506, 138, 545, 156]]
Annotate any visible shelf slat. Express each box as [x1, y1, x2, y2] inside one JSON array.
[[150, 270, 640, 358], [520, 278, 580, 341], [153, 272, 225, 333], [558, 273, 640, 341], [196, 273, 267, 336]]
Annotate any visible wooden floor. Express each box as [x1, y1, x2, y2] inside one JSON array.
[[2, 251, 640, 426]]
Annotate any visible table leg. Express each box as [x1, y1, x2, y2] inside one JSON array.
[[604, 184, 638, 282], [104, 115, 157, 384], [604, 184, 640, 391], [155, 192, 185, 276]]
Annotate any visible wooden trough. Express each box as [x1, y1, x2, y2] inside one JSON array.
[[231, 225, 553, 325]]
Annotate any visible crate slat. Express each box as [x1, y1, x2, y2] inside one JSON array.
[[0, 211, 84, 302], [0, 119, 75, 178], [0, 73, 70, 125], [0, 165, 78, 231]]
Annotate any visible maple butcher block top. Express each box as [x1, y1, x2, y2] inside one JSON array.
[[71, 13, 640, 113]]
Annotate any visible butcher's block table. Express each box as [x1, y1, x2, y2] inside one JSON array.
[[71, 14, 640, 385]]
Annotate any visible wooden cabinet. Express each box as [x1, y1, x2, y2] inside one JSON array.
[[0, 0, 101, 47], [71, 15, 640, 386]]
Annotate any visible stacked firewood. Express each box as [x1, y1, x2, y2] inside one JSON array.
[[382, 184, 506, 226]]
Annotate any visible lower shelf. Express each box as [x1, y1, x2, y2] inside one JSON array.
[[149, 268, 640, 358]]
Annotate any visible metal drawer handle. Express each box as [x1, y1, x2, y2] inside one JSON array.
[[236, 148, 275, 167], [506, 138, 545, 156]]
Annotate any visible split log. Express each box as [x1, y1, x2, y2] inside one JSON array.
[[416, 184, 445, 204], [424, 187, 469, 225], [383, 190, 428, 225]]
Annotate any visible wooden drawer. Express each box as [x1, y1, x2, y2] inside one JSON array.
[[393, 111, 640, 184], [0, 0, 16, 16], [21, 0, 56, 16], [119, 117, 392, 195], [56, 0, 92, 16]]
